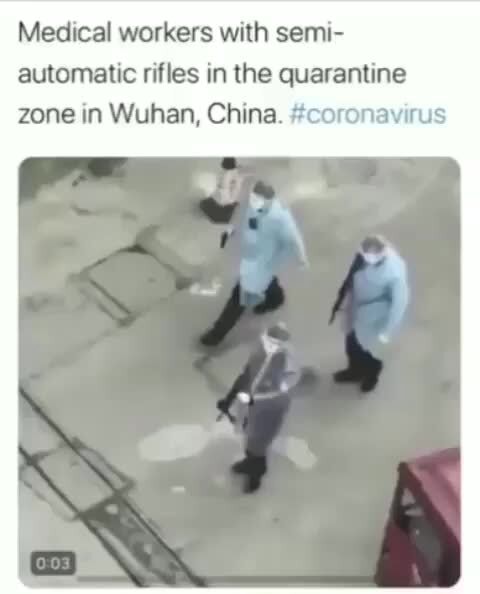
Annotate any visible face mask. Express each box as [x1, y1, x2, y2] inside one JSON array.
[[250, 193, 266, 212], [361, 250, 385, 266]]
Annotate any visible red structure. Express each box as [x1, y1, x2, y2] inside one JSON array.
[[375, 447, 460, 587]]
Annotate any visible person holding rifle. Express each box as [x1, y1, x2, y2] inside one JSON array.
[[216, 322, 301, 493], [329, 235, 410, 393], [200, 181, 308, 347]]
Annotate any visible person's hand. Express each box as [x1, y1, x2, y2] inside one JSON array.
[[378, 333, 390, 344], [237, 392, 251, 404], [280, 381, 289, 393]]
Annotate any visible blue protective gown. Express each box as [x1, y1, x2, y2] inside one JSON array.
[[348, 247, 410, 354], [237, 200, 307, 306]]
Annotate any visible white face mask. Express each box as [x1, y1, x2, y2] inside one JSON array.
[[361, 250, 385, 266], [250, 193, 266, 212]]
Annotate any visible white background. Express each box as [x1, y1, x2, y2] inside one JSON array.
[[0, 2, 478, 593]]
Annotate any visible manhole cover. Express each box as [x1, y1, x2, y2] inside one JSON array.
[[88, 251, 175, 313]]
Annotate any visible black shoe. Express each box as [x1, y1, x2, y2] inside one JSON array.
[[333, 368, 360, 383], [200, 330, 222, 347], [360, 362, 383, 393], [360, 377, 378, 393], [231, 459, 249, 474], [243, 476, 261, 494], [253, 295, 285, 315]]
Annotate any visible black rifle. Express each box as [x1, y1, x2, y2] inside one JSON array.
[[329, 253, 365, 324], [216, 366, 250, 422]]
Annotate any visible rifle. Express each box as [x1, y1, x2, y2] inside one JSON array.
[[216, 365, 250, 422], [216, 409, 236, 423], [329, 253, 365, 324]]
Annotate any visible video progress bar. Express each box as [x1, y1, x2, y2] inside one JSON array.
[[77, 575, 375, 586]]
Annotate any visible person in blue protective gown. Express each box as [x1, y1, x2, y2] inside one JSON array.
[[329, 234, 410, 393], [200, 181, 308, 347]]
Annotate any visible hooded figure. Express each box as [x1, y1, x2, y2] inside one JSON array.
[[200, 181, 308, 347], [217, 323, 301, 493], [199, 158, 243, 224], [330, 235, 410, 393]]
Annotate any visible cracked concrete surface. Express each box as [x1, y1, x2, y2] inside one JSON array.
[[18, 157, 460, 586]]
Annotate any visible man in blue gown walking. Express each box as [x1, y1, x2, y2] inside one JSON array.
[[330, 235, 410, 393], [200, 181, 308, 347]]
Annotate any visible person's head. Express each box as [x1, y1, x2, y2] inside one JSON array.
[[249, 181, 275, 214], [360, 234, 388, 265], [261, 322, 290, 353], [221, 157, 237, 171]]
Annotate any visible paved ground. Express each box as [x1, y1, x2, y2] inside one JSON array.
[[18, 157, 460, 586]]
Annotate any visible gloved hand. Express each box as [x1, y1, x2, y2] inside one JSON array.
[[378, 333, 390, 344], [237, 392, 251, 404]]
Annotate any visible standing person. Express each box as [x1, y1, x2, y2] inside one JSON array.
[[199, 158, 243, 224], [216, 323, 301, 493], [200, 181, 308, 347], [329, 235, 410, 393]]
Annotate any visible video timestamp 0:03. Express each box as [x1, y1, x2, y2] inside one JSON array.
[[30, 551, 76, 576]]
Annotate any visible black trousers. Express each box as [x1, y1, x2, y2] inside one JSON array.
[[346, 332, 383, 382], [206, 277, 284, 342], [199, 197, 237, 224]]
